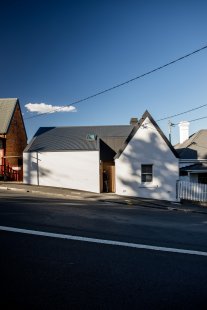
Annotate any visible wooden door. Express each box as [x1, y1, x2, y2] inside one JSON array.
[[101, 161, 115, 193], [0, 149, 4, 166]]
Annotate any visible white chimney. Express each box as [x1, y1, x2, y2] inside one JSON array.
[[178, 121, 190, 144]]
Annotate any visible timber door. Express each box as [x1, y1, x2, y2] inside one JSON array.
[[100, 161, 115, 193], [0, 149, 3, 166], [0, 139, 4, 166]]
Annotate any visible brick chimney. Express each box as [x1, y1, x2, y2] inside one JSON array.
[[178, 121, 190, 144], [130, 117, 138, 125]]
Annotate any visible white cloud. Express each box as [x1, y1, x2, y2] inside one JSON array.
[[25, 102, 77, 114]]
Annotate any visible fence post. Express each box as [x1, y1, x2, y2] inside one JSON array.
[[176, 180, 181, 200]]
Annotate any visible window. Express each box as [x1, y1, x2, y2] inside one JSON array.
[[18, 158, 23, 166], [179, 170, 188, 177], [86, 134, 97, 141], [198, 173, 207, 184], [141, 164, 153, 182]]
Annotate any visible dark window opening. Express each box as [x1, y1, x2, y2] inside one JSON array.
[[18, 158, 23, 166], [198, 173, 207, 184], [141, 164, 153, 182], [180, 170, 188, 176]]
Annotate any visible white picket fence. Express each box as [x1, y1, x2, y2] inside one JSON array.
[[177, 181, 207, 202]]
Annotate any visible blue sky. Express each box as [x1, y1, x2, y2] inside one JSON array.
[[1, 0, 207, 144]]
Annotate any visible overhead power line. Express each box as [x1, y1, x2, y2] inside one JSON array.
[[25, 44, 207, 120], [166, 114, 207, 143], [156, 103, 207, 122], [173, 115, 207, 126], [188, 116, 207, 123]]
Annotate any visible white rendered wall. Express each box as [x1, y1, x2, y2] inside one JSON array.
[[115, 117, 179, 201], [23, 151, 100, 193]]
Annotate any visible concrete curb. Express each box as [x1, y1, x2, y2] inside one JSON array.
[[0, 186, 98, 201], [1, 184, 207, 214], [100, 199, 207, 214], [0, 186, 26, 192]]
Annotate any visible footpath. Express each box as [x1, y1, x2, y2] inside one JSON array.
[[0, 182, 207, 215]]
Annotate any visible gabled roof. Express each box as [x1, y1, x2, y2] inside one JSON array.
[[115, 110, 179, 158], [0, 98, 18, 134], [24, 125, 133, 153], [175, 130, 207, 159]]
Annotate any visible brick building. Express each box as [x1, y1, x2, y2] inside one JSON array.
[[0, 98, 27, 181]]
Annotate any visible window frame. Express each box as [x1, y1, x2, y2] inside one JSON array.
[[141, 164, 153, 183]]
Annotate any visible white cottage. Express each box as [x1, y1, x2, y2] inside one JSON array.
[[23, 111, 179, 201], [23, 125, 132, 193], [115, 111, 179, 201]]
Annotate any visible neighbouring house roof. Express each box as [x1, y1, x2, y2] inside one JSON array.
[[175, 130, 207, 159], [115, 110, 179, 159], [0, 98, 18, 134], [24, 125, 134, 154], [180, 163, 207, 172]]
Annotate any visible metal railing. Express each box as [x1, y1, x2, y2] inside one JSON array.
[[0, 165, 19, 181]]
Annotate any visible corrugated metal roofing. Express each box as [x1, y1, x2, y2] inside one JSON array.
[[24, 125, 133, 152], [0, 98, 18, 134], [175, 130, 207, 159]]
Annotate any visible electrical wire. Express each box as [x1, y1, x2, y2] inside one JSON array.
[[156, 103, 207, 122], [173, 115, 207, 126], [24, 44, 207, 121]]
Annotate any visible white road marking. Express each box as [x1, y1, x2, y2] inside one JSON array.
[[1, 225, 207, 257]]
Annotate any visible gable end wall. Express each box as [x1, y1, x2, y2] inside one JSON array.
[[115, 117, 179, 201], [6, 104, 27, 168]]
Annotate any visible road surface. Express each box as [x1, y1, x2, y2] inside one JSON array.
[[0, 190, 207, 309]]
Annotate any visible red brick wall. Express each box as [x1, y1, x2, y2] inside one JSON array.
[[5, 103, 27, 179]]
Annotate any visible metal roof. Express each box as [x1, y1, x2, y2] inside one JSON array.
[[24, 125, 133, 153], [175, 130, 207, 159], [0, 98, 18, 134]]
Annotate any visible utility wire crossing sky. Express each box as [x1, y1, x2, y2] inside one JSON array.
[[1, 1, 207, 144], [25, 44, 207, 120]]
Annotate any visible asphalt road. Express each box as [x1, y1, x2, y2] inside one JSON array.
[[1, 190, 207, 309]]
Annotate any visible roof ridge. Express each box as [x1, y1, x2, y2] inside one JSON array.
[[0, 98, 18, 100], [38, 124, 132, 129]]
